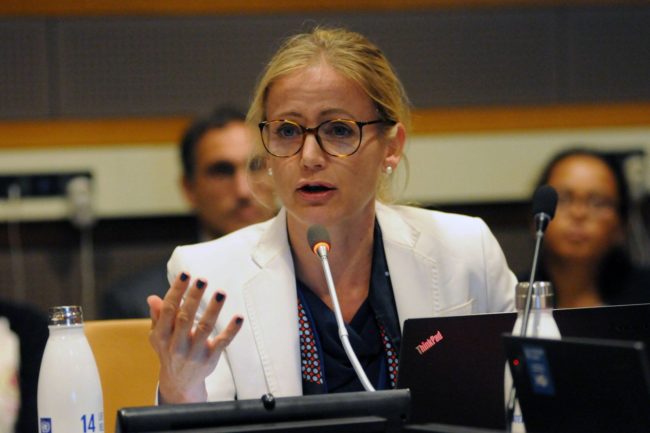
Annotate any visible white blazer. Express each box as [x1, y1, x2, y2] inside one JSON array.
[[167, 202, 517, 401]]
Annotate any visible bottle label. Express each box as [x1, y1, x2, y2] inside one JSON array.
[[39, 418, 52, 433], [523, 345, 556, 396], [39, 413, 104, 433], [81, 412, 104, 432]]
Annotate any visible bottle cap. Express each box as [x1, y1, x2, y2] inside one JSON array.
[[48, 305, 84, 326], [515, 281, 554, 310]]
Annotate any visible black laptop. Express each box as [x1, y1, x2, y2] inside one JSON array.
[[554, 303, 650, 346], [503, 335, 650, 433], [397, 311, 516, 429], [397, 303, 650, 429]]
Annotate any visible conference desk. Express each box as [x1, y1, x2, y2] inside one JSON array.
[[112, 423, 504, 433], [113, 389, 511, 433]]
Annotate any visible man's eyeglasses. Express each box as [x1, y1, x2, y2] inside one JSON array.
[[258, 118, 396, 158]]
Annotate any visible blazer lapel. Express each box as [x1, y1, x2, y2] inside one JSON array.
[[242, 209, 302, 397], [376, 203, 440, 330]]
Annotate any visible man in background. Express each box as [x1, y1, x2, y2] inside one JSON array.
[[102, 106, 276, 318]]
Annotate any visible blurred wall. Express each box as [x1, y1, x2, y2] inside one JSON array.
[[2, 6, 649, 119]]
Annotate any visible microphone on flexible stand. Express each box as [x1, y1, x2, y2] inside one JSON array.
[[505, 184, 558, 431], [307, 224, 376, 392], [521, 184, 558, 336]]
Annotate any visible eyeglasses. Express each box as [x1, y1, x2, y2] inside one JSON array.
[[556, 191, 619, 214], [258, 118, 396, 158]]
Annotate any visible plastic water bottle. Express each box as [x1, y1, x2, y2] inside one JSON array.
[[505, 282, 561, 433], [37, 306, 104, 433]]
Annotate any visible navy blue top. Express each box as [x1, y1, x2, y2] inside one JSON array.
[[297, 220, 401, 394]]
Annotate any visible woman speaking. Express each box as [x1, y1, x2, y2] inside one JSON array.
[[147, 27, 516, 403]]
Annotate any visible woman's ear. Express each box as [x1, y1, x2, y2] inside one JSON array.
[[384, 122, 406, 169]]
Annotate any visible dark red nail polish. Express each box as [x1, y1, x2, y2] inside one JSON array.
[[180, 272, 189, 282], [215, 292, 225, 303], [196, 279, 206, 289], [235, 317, 244, 325]]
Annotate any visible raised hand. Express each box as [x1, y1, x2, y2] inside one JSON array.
[[147, 272, 243, 403]]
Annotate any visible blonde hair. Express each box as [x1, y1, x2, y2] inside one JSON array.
[[247, 27, 411, 202]]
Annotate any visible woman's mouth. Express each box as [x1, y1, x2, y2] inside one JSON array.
[[299, 184, 334, 193], [297, 183, 336, 200]]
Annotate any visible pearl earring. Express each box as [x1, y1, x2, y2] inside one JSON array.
[[385, 166, 393, 176], [267, 167, 273, 177]]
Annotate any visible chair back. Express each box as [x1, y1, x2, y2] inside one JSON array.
[[85, 319, 158, 433]]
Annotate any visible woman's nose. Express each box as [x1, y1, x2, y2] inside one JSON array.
[[300, 133, 326, 169]]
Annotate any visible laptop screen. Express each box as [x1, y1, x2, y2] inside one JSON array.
[[397, 303, 650, 429], [554, 303, 650, 344], [503, 335, 650, 433], [397, 312, 516, 429]]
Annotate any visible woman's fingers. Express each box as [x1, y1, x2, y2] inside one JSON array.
[[156, 272, 191, 336], [192, 291, 227, 344], [148, 272, 242, 390], [169, 278, 209, 352], [147, 295, 163, 327], [187, 293, 242, 362], [167, 272, 191, 306], [207, 314, 244, 362]]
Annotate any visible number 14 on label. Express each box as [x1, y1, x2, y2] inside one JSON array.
[[81, 413, 103, 433]]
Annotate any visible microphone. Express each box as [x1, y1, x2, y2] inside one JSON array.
[[505, 185, 558, 429], [532, 184, 558, 235], [307, 225, 331, 258], [306, 225, 375, 392], [524, 184, 558, 332]]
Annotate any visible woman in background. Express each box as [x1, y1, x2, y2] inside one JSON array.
[[531, 148, 650, 308]]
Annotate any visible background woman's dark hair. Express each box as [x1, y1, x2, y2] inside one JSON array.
[[535, 147, 631, 223]]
